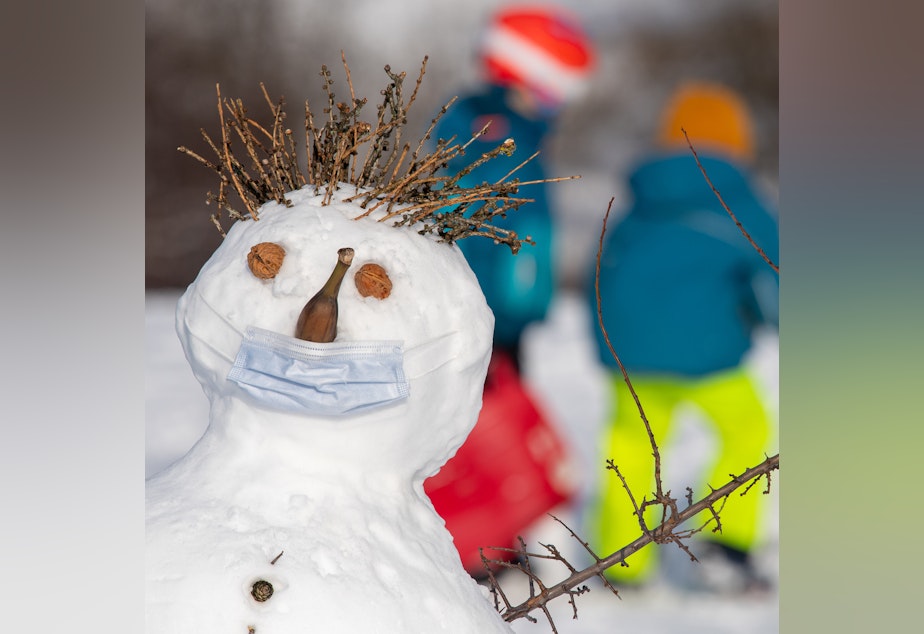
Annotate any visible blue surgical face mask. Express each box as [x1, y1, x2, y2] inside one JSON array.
[[227, 327, 409, 416], [182, 289, 459, 417]]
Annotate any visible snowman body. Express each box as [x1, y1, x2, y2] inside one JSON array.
[[146, 187, 511, 633]]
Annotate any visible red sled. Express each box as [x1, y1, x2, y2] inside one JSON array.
[[425, 350, 576, 575]]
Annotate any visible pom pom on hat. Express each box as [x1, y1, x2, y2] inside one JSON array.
[[480, 5, 595, 109], [656, 81, 756, 164]]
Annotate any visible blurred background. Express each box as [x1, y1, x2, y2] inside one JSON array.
[[146, 0, 777, 290]]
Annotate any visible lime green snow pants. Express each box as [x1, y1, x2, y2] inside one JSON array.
[[589, 366, 774, 583]]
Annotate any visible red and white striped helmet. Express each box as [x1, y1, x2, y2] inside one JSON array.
[[480, 4, 595, 109]]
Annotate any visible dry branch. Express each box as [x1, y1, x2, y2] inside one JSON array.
[[681, 128, 780, 273], [178, 54, 571, 254], [593, 198, 668, 508], [492, 454, 779, 624]]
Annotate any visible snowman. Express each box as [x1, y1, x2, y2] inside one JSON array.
[[145, 183, 516, 632]]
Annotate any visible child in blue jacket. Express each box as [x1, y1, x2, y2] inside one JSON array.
[[588, 81, 779, 591], [433, 4, 594, 365], [424, 5, 595, 577]]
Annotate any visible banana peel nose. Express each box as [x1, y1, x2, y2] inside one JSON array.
[[294, 247, 354, 343]]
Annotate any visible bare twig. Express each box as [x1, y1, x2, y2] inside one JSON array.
[[593, 198, 666, 503], [681, 128, 779, 273]]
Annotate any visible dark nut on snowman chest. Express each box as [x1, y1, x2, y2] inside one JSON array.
[[251, 579, 274, 602]]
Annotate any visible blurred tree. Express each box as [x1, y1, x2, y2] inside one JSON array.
[[145, 0, 778, 289], [146, 0, 291, 287]]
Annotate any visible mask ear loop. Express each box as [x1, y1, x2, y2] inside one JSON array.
[[402, 331, 460, 379], [180, 289, 244, 365]]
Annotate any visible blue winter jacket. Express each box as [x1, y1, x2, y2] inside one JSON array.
[[590, 152, 779, 377], [433, 85, 555, 348]]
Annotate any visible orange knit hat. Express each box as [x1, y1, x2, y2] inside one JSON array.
[[656, 81, 756, 164]]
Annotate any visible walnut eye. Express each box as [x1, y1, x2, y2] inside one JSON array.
[[354, 263, 392, 299], [247, 242, 286, 279]]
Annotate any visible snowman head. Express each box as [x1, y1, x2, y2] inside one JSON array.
[[176, 187, 494, 480], [172, 64, 557, 483]]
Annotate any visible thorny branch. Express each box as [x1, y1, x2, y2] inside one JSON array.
[[178, 54, 578, 252]]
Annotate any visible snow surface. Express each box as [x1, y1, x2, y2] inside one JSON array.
[[146, 205, 779, 631]]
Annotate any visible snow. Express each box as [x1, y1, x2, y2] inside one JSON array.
[[146, 191, 779, 631]]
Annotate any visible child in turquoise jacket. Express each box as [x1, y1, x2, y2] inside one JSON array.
[[588, 81, 778, 591], [424, 5, 596, 577], [433, 4, 594, 364]]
